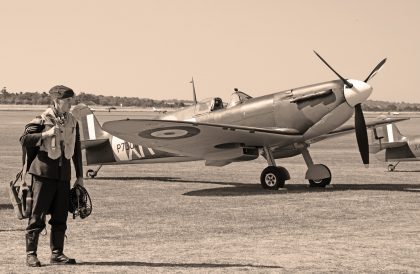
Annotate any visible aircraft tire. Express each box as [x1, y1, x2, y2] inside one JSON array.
[[388, 164, 395, 172], [86, 169, 96, 179], [308, 164, 331, 188], [260, 166, 288, 190]]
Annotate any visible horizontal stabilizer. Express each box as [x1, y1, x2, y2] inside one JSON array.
[[375, 143, 417, 161], [369, 141, 407, 154], [81, 138, 109, 149]]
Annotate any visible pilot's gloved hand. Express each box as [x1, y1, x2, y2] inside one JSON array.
[[74, 177, 84, 187]]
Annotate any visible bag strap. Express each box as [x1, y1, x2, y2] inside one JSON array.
[[13, 146, 29, 188], [21, 145, 26, 166]]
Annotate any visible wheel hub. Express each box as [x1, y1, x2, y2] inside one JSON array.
[[265, 173, 277, 187]]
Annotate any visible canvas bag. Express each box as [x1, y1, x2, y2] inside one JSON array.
[[8, 146, 33, 220]]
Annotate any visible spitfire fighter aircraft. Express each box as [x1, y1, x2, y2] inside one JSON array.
[[369, 120, 420, 171], [72, 51, 392, 189]]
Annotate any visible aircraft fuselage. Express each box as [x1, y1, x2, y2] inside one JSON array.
[[162, 80, 354, 143]]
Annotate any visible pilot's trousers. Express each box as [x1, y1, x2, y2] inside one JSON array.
[[26, 176, 70, 253]]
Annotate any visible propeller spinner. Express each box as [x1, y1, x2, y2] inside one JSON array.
[[313, 51, 387, 166]]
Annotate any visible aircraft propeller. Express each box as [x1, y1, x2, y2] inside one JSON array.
[[313, 50, 387, 166], [364, 58, 387, 83]]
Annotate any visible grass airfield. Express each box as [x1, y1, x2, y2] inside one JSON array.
[[0, 108, 420, 273]]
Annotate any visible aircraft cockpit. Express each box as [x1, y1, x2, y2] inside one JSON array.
[[228, 89, 253, 107], [195, 97, 225, 116], [211, 97, 224, 111]]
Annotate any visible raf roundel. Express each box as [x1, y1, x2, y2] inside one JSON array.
[[138, 126, 200, 140]]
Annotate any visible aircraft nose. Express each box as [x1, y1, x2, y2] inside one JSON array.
[[344, 79, 372, 107]]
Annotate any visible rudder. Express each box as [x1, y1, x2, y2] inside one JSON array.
[[72, 104, 108, 141], [371, 123, 405, 144], [370, 122, 407, 154]]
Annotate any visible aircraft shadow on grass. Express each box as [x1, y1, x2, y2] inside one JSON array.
[[183, 183, 420, 197], [87, 177, 420, 197], [92, 176, 245, 187], [385, 170, 420, 173], [78, 261, 282, 269]]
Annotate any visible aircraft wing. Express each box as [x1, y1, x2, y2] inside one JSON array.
[[308, 117, 409, 144], [103, 119, 302, 160]]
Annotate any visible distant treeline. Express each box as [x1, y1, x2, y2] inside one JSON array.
[[362, 100, 420, 112], [1, 88, 420, 111], [0, 89, 190, 108]]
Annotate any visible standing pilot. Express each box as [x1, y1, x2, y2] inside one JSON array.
[[20, 85, 83, 267]]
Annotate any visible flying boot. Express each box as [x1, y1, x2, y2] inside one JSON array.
[[50, 230, 76, 264], [26, 232, 41, 267]]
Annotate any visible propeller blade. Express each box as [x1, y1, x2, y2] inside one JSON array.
[[364, 58, 387, 82], [313, 50, 353, 88], [354, 104, 369, 166]]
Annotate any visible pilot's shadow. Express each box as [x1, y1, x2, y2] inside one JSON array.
[[78, 261, 282, 269]]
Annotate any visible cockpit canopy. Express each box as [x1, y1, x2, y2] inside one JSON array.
[[228, 91, 253, 107], [195, 97, 225, 115], [193, 91, 253, 115]]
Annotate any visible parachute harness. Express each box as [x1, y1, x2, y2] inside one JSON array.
[[69, 184, 92, 219]]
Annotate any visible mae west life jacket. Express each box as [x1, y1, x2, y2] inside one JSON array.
[[39, 108, 77, 160]]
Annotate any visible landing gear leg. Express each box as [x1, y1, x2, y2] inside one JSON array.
[[86, 165, 102, 179], [259, 147, 290, 190], [301, 146, 331, 187], [388, 162, 400, 172]]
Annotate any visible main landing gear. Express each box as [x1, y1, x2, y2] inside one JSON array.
[[86, 165, 102, 179], [260, 147, 290, 190], [259, 145, 332, 190]]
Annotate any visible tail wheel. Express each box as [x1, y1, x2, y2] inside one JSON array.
[[260, 166, 288, 190], [86, 169, 97, 179], [388, 164, 395, 172]]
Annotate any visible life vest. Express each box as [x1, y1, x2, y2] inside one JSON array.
[[39, 108, 77, 160]]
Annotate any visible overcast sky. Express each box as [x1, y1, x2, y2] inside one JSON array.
[[1, 0, 419, 102]]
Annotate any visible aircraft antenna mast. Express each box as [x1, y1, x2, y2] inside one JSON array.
[[190, 77, 197, 105]]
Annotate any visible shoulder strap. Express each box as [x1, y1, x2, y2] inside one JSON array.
[[18, 145, 29, 187], [21, 146, 26, 166]]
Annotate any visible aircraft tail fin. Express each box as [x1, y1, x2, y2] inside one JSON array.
[[72, 104, 116, 166], [369, 122, 407, 153], [72, 104, 109, 141]]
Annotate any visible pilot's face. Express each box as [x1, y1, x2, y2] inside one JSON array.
[[55, 97, 73, 113]]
